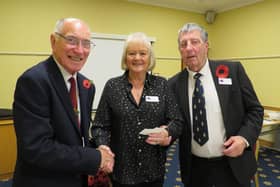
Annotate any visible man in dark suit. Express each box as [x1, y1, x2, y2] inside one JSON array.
[[168, 23, 264, 187], [12, 18, 114, 187]]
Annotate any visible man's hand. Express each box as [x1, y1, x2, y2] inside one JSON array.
[[223, 136, 247, 157], [98, 145, 115, 173]]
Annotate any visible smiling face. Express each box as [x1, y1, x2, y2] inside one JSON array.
[[179, 29, 209, 72], [50, 19, 91, 75], [125, 40, 150, 75]]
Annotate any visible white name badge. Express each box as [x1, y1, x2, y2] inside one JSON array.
[[218, 78, 232, 85], [145, 96, 159, 102]]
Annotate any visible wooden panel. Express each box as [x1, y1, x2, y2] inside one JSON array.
[[258, 139, 274, 148], [263, 105, 280, 111], [0, 120, 16, 180], [261, 106, 280, 150]]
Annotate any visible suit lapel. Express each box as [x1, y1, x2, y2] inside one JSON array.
[[46, 57, 81, 135], [178, 69, 192, 130], [77, 74, 89, 140], [209, 61, 230, 126]]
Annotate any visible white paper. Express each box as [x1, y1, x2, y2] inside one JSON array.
[[139, 127, 164, 135], [267, 112, 280, 120]]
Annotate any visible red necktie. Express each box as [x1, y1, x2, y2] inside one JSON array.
[[68, 77, 79, 127]]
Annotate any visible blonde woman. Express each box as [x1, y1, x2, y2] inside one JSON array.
[[91, 32, 183, 187]]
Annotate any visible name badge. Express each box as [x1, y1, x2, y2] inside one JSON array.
[[218, 78, 232, 85], [145, 96, 159, 102]]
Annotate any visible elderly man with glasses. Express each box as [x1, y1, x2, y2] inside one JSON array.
[[12, 18, 114, 187]]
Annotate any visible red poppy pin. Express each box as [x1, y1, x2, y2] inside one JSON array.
[[215, 65, 229, 78], [83, 79, 92, 89]]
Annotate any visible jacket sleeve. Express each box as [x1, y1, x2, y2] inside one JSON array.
[[13, 71, 101, 175], [233, 62, 264, 147]]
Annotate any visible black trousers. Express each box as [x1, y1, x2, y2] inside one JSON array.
[[188, 155, 251, 187], [111, 179, 163, 187]]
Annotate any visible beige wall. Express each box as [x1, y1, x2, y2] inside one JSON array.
[[208, 0, 280, 107], [0, 0, 203, 108], [0, 0, 279, 109]]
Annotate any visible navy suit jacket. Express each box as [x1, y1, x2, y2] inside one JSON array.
[[12, 56, 100, 187], [168, 60, 264, 186]]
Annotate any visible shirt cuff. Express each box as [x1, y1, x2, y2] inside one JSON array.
[[241, 136, 249, 148]]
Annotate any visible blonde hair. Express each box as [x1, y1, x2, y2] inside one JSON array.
[[121, 32, 155, 71]]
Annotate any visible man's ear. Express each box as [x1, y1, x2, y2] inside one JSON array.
[[50, 33, 56, 50]]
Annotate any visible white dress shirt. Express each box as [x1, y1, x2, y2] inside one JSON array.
[[188, 60, 226, 158], [53, 57, 81, 121]]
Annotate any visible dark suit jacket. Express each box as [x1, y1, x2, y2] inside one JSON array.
[[168, 60, 264, 186], [12, 56, 100, 187]]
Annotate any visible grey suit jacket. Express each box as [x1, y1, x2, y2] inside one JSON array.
[[168, 60, 264, 186], [12, 56, 100, 187]]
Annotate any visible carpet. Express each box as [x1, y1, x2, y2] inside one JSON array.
[[163, 142, 280, 187], [1, 144, 279, 187]]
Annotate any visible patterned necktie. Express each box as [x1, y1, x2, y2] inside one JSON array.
[[192, 73, 209, 146], [68, 77, 79, 127]]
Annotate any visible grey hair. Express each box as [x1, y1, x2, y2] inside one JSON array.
[[177, 23, 208, 43], [54, 18, 90, 33], [121, 32, 155, 71]]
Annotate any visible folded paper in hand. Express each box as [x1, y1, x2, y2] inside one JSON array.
[[139, 127, 164, 135]]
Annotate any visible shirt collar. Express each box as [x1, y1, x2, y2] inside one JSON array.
[[53, 55, 77, 82], [122, 71, 152, 88], [187, 59, 210, 79]]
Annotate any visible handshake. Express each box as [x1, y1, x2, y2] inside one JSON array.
[[98, 145, 115, 173], [88, 145, 114, 187]]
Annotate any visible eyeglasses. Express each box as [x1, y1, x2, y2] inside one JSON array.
[[55, 32, 95, 49]]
